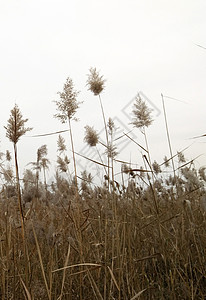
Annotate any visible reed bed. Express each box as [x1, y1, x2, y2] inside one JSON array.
[[0, 70, 206, 299], [0, 173, 206, 299]]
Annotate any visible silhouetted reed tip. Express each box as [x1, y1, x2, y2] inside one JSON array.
[[84, 125, 99, 147], [131, 94, 153, 129], [86, 67, 106, 96]]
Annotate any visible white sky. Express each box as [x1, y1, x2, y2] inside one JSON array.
[[0, 0, 206, 181]]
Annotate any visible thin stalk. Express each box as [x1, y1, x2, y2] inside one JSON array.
[[35, 166, 39, 199], [96, 146, 108, 177], [98, 94, 109, 299], [68, 119, 83, 299], [142, 127, 152, 167], [43, 166, 47, 193], [13, 144, 24, 233], [99, 95, 110, 189], [141, 127, 159, 215], [13, 143, 31, 286], [161, 94, 177, 190], [68, 117, 78, 195]]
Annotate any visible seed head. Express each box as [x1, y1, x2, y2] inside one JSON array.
[[6, 150, 11, 161], [105, 142, 118, 159], [152, 160, 161, 175], [84, 125, 99, 147], [177, 151, 186, 163], [107, 117, 116, 136], [163, 156, 170, 168], [57, 135, 67, 153], [57, 155, 70, 173], [4, 104, 32, 144], [131, 94, 153, 129], [87, 67, 106, 96], [54, 77, 80, 123]]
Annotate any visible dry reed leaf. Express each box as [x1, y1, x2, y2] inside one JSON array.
[[74, 151, 111, 168], [176, 155, 201, 170], [130, 288, 147, 300], [134, 253, 160, 263], [29, 129, 69, 137], [52, 263, 102, 273], [20, 277, 32, 300], [32, 223, 51, 300], [107, 266, 120, 292], [123, 132, 148, 152], [66, 267, 101, 277], [58, 245, 71, 300], [159, 144, 193, 167], [87, 270, 104, 300]]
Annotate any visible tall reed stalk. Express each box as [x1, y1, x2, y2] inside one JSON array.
[[54, 77, 81, 196], [86, 68, 110, 188], [161, 93, 177, 192], [4, 104, 32, 286], [5, 104, 32, 234]]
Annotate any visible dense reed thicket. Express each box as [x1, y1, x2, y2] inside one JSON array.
[[0, 70, 206, 299]]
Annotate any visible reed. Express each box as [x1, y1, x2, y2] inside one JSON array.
[[0, 80, 205, 299]]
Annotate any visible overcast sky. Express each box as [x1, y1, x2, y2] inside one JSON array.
[[0, 0, 206, 181]]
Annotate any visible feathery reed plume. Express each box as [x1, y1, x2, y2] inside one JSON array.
[[86, 67, 105, 96], [84, 125, 108, 176], [177, 151, 186, 164], [57, 155, 70, 173], [131, 93, 153, 155], [84, 125, 99, 147], [152, 160, 161, 175], [86, 68, 110, 186], [87, 68, 109, 297], [4, 104, 32, 227], [163, 155, 170, 168], [131, 94, 153, 129], [130, 95, 160, 215], [131, 93, 153, 168], [6, 150, 12, 161], [56, 135, 70, 174], [54, 77, 80, 122], [57, 134, 67, 153], [29, 145, 50, 196], [54, 77, 81, 193], [4, 104, 32, 286]]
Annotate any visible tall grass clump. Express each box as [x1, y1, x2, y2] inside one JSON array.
[[0, 74, 206, 299]]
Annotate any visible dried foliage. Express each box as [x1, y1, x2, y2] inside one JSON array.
[[0, 74, 206, 300]]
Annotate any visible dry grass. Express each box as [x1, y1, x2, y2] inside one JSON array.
[[1, 76, 206, 299], [0, 179, 206, 299]]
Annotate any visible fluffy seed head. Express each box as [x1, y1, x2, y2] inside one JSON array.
[[131, 94, 153, 129], [4, 104, 32, 144], [84, 125, 99, 147], [87, 67, 106, 96], [54, 77, 80, 123]]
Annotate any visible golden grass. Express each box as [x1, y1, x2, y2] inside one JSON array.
[[0, 184, 206, 299]]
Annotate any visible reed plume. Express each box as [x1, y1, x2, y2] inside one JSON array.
[[4, 104, 32, 224], [54, 77, 81, 193]]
